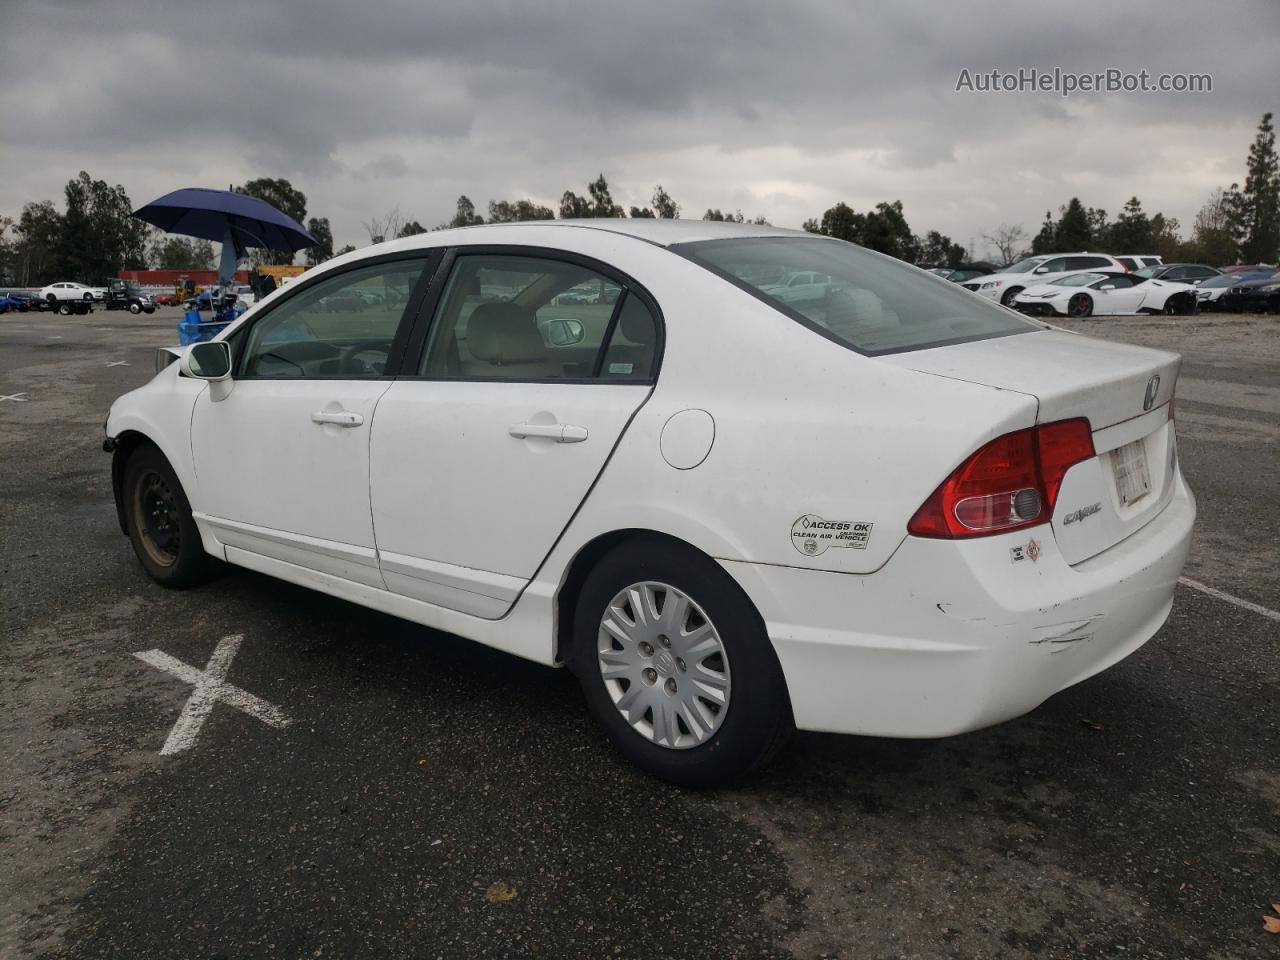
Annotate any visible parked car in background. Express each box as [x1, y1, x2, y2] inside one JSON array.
[[1132, 263, 1221, 285], [941, 262, 998, 283], [1013, 271, 1198, 317], [0, 291, 42, 313], [154, 293, 179, 306], [1195, 270, 1272, 309], [961, 253, 1126, 307], [1217, 271, 1280, 312], [39, 281, 101, 303], [1113, 255, 1163, 272], [1220, 263, 1274, 274], [104, 220, 1194, 785], [0, 292, 24, 313]]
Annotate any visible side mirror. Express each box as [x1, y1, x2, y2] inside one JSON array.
[[1033, 267, 1049, 274], [181, 341, 232, 380], [540, 318, 585, 347]]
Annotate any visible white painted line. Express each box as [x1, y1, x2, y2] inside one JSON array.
[[133, 635, 290, 755], [1178, 577, 1280, 623], [105, 360, 130, 367], [0, 393, 28, 402], [46, 335, 63, 340]]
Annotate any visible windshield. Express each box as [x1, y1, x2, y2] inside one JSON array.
[[1053, 272, 1107, 287], [1003, 257, 1049, 274], [674, 237, 1037, 356]]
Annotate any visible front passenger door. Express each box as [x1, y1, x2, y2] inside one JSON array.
[[189, 256, 431, 586]]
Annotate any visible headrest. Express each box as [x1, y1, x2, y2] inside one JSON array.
[[467, 302, 546, 364], [618, 298, 654, 344]]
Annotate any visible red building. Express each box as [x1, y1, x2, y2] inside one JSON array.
[[117, 268, 250, 286]]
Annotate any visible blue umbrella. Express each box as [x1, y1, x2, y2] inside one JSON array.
[[133, 187, 316, 284]]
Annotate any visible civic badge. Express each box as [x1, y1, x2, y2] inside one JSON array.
[[1143, 374, 1161, 411]]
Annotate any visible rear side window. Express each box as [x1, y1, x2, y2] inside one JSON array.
[[1070, 256, 1114, 270], [674, 237, 1035, 356], [1116, 257, 1138, 271], [420, 254, 658, 381]]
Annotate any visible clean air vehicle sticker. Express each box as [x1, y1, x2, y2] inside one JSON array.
[[791, 515, 873, 556]]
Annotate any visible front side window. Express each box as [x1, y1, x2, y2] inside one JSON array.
[[420, 254, 657, 381], [240, 258, 426, 378], [675, 237, 1035, 356], [1053, 272, 1108, 287]]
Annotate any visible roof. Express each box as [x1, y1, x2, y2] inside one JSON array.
[[425, 218, 809, 249]]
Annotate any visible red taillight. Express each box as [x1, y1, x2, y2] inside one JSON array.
[[908, 418, 1094, 539]]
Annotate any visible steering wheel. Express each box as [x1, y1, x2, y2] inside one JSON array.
[[337, 341, 390, 376]]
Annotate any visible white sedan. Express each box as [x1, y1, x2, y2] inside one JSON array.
[[39, 281, 103, 303], [104, 221, 1194, 785], [1012, 271, 1200, 317]]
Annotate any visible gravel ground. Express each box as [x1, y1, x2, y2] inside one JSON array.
[[2, 306, 1277, 959]]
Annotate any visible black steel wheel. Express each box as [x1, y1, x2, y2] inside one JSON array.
[[123, 444, 213, 587]]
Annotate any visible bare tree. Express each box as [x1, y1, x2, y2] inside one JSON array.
[[981, 223, 1027, 266], [362, 206, 410, 245]]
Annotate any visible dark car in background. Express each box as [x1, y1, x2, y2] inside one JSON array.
[[1195, 270, 1273, 310], [0, 291, 38, 313], [1132, 263, 1221, 285], [1218, 272, 1280, 313]]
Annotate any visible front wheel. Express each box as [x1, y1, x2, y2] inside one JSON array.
[[123, 445, 213, 588], [129, 302, 142, 314], [570, 540, 792, 787], [1068, 293, 1094, 317], [1000, 286, 1023, 308]]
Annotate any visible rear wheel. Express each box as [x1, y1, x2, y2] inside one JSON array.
[[1068, 293, 1094, 317], [570, 539, 792, 787], [123, 445, 212, 588], [57, 303, 71, 316]]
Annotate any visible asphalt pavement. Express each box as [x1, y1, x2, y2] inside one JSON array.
[[2, 306, 1277, 959]]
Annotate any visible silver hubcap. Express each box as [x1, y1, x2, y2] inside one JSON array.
[[597, 581, 731, 750]]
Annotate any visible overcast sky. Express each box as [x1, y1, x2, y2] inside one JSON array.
[[2, 0, 1276, 257]]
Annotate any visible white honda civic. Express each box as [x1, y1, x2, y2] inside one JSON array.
[[105, 220, 1195, 785]]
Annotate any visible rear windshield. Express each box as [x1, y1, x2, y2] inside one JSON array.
[[674, 237, 1036, 355]]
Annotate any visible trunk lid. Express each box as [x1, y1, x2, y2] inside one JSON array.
[[881, 329, 1181, 563]]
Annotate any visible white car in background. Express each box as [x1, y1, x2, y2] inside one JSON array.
[[39, 281, 104, 303], [1012, 271, 1199, 317], [960, 253, 1126, 307], [103, 221, 1194, 786], [1114, 255, 1164, 272]]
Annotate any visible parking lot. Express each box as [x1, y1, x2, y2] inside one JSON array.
[[2, 306, 1277, 958]]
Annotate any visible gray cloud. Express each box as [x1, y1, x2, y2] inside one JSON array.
[[1, 0, 1276, 253]]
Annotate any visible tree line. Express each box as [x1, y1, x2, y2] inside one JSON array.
[[3, 113, 1274, 287]]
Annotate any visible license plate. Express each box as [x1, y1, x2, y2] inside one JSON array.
[[1111, 439, 1151, 506]]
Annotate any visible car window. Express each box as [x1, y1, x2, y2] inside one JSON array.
[[1072, 256, 1114, 270], [1141, 257, 1162, 267], [675, 237, 1035, 356], [1116, 258, 1138, 271], [1054, 272, 1107, 287], [1094, 275, 1136, 289], [1003, 257, 1049, 275], [1040, 258, 1070, 272], [420, 254, 656, 381], [240, 258, 426, 378]]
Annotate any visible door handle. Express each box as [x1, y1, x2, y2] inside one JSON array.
[[311, 411, 364, 427], [508, 422, 588, 443]]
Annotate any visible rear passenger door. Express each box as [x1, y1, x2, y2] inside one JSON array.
[[369, 249, 662, 618]]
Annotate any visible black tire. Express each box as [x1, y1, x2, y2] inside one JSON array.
[[57, 303, 71, 316], [123, 444, 213, 588], [570, 539, 792, 787], [84, 292, 93, 301], [46, 294, 57, 305], [1000, 286, 1023, 308], [1164, 294, 1192, 316], [1068, 293, 1094, 317], [129, 302, 142, 314]]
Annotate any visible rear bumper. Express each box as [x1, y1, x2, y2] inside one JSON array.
[[720, 473, 1195, 738]]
